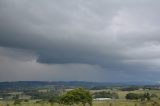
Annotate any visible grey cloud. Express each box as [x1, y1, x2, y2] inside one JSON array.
[[0, 0, 124, 66], [0, 0, 160, 81], [0, 49, 159, 82]]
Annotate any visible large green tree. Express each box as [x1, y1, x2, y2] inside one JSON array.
[[59, 88, 92, 106]]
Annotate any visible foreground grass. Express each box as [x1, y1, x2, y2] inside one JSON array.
[[0, 100, 160, 106]]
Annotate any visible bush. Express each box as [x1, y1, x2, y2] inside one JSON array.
[[13, 99, 21, 105], [93, 91, 119, 99], [126, 92, 153, 101], [24, 99, 29, 102], [126, 93, 140, 100]]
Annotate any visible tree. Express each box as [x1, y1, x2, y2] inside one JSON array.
[[143, 93, 150, 101], [125, 93, 139, 100], [126, 92, 154, 101], [48, 97, 58, 105], [59, 88, 92, 106], [93, 91, 119, 99]]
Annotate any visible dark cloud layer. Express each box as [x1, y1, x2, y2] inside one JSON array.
[[0, 0, 160, 82]]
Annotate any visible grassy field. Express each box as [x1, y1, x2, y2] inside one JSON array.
[[1, 89, 160, 106], [0, 100, 160, 106]]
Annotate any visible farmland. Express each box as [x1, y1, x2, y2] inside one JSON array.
[[0, 95, 160, 106], [0, 81, 160, 106]]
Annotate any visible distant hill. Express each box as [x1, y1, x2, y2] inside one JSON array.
[[0, 81, 158, 90]]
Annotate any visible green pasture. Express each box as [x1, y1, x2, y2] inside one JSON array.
[[1, 89, 160, 106], [0, 100, 160, 106]]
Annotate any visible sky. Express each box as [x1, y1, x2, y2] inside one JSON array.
[[0, 0, 160, 82]]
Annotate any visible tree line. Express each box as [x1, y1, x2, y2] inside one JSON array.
[[126, 92, 158, 101]]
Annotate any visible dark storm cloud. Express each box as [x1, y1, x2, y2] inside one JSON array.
[[1, 0, 160, 81], [0, 0, 124, 66]]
